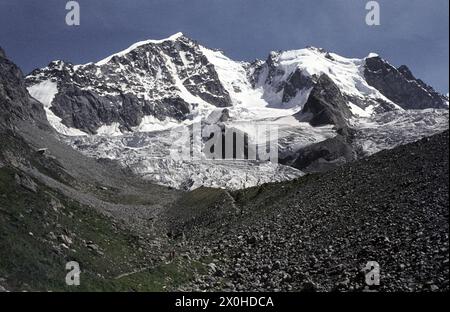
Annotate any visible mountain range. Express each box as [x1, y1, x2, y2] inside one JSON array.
[[22, 33, 449, 190], [26, 33, 447, 135], [0, 34, 448, 292]]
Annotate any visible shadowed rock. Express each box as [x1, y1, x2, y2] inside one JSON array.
[[294, 74, 352, 128], [364, 55, 448, 109]]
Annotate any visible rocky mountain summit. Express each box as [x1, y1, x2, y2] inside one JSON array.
[[26, 33, 231, 134], [364, 55, 448, 110]]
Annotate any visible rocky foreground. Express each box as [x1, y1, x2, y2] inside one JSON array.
[[1, 128, 448, 292], [171, 130, 449, 292]]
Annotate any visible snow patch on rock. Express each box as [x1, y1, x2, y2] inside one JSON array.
[[27, 80, 87, 136]]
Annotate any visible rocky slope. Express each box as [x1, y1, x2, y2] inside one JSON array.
[[171, 130, 449, 292], [1, 48, 200, 292]]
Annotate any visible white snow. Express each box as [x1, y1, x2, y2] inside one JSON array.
[[200, 46, 308, 120], [27, 80, 58, 109], [200, 46, 402, 122], [270, 48, 397, 110], [27, 80, 87, 136], [132, 116, 182, 132], [349, 102, 372, 117], [366, 52, 379, 58], [96, 123, 123, 136]]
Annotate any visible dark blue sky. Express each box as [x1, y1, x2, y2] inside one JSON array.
[[0, 0, 448, 93]]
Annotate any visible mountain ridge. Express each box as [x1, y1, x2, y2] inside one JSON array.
[[24, 33, 448, 136]]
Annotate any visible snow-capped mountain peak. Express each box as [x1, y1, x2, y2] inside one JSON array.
[[253, 47, 401, 117], [18, 35, 450, 190], [95, 32, 185, 66], [25, 34, 448, 136]]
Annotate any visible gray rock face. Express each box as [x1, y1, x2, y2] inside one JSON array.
[[0, 47, 48, 130], [280, 133, 356, 172], [364, 56, 448, 109], [49, 85, 191, 133], [281, 69, 315, 103], [26, 34, 232, 134], [294, 74, 353, 128]]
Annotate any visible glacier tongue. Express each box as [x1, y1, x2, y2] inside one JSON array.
[[138, 159, 303, 191], [62, 107, 448, 191], [64, 125, 306, 190], [352, 109, 449, 156]]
